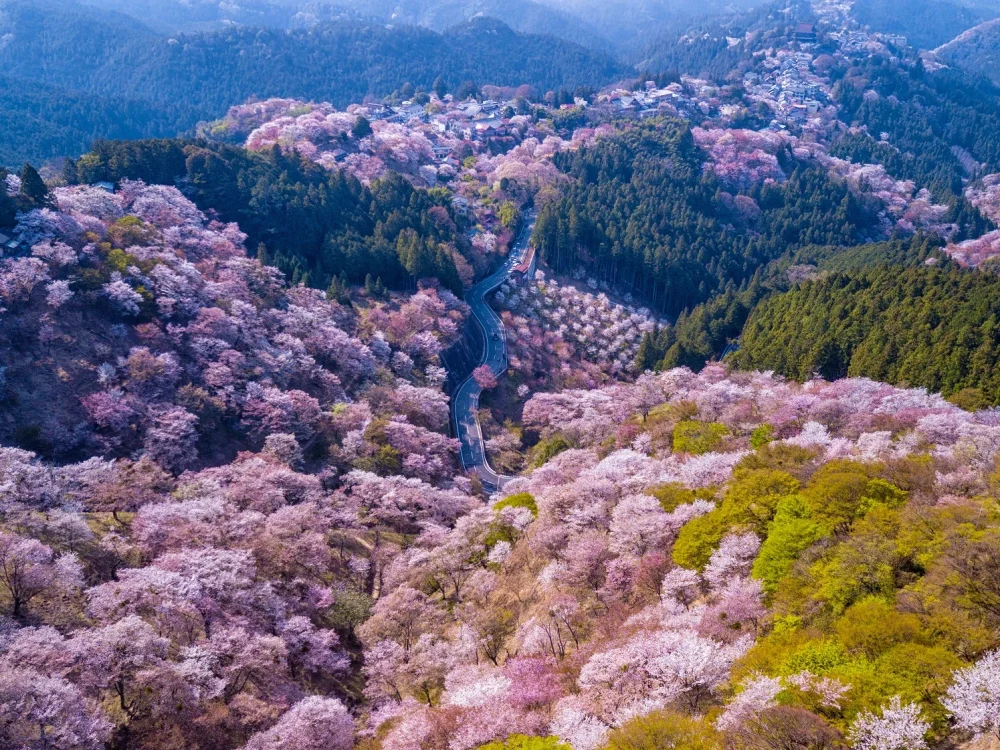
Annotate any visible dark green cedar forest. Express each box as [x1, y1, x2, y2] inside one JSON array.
[[731, 266, 1000, 403], [633, 235, 949, 373]]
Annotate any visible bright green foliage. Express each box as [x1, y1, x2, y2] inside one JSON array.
[[721, 468, 800, 534], [801, 461, 877, 531], [864, 644, 964, 730], [736, 442, 820, 476], [780, 639, 851, 676], [672, 420, 728, 455], [494, 492, 538, 517], [810, 506, 906, 612], [855, 479, 908, 517], [499, 201, 520, 230], [531, 434, 571, 468], [835, 597, 923, 659], [479, 736, 569, 750], [672, 507, 728, 570], [752, 495, 823, 593], [352, 445, 403, 477], [603, 710, 721, 750], [750, 424, 775, 450], [649, 483, 697, 512]]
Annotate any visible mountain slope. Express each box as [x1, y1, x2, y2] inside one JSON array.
[[934, 18, 1000, 86], [340, 0, 614, 51], [538, 0, 775, 47], [853, 0, 997, 50], [76, 0, 309, 32], [732, 265, 1000, 399], [0, 74, 187, 167]]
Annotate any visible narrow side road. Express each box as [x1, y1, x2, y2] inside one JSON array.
[[453, 212, 535, 491]]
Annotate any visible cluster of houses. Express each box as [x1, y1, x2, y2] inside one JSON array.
[[745, 48, 830, 130], [600, 82, 690, 116], [368, 97, 516, 144]]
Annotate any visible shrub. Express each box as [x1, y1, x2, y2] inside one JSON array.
[[673, 420, 729, 455], [802, 461, 876, 531], [750, 424, 775, 450], [649, 482, 697, 512], [604, 710, 720, 750], [494, 492, 538, 517], [722, 469, 800, 534], [531, 434, 571, 467], [673, 507, 728, 570], [752, 496, 823, 594], [480, 737, 569, 750], [835, 598, 923, 660]]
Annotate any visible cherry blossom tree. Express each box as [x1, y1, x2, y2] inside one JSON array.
[[45, 279, 75, 309], [102, 273, 143, 316], [143, 406, 199, 472], [0, 533, 81, 619], [69, 615, 171, 719], [703, 533, 761, 591], [241, 696, 354, 750], [849, 697, 929, 750], [358, 585, 445, 652], [716, 674, 783, 731], [941, 650, 1000, 740], [473, 365, 499, 390], [0, 668, 112, 750]]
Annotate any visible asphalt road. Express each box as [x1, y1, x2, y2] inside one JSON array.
[[452, 212, 536, 491]]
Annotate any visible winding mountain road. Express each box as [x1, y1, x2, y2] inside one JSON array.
[[453, 212, 535, 491]]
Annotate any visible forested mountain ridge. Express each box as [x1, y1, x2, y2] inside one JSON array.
[[0, 74, 186, 169], [335, 0, 614, 51], [630, 2, 800, 79], [75, 0, 364, 33], [63, 138, 468, 294]]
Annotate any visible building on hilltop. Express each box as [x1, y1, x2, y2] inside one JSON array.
[[794, 23, 817, 43]]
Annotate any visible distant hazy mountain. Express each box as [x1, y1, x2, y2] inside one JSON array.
[[75, 0, 316, 32], [852, 0, 997, 50], [338, 0, 614, 50], [0, 0, 624, 166], [535, 0, 775, 47], [934, 18, 1000, 85], [70, 0, 775, 50], [72, 0, 613, 49]]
